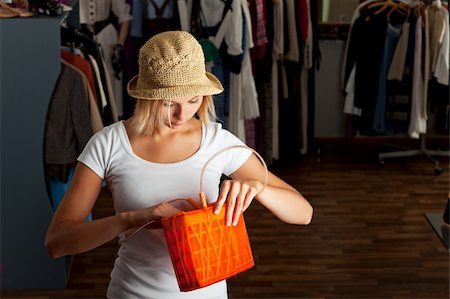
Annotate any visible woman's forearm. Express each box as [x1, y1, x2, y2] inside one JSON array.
[[255, 186, 313, 225], [45, 201, 181, 258], [45, 213, 131, 258]]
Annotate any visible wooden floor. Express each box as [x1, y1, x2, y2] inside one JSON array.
[[2, 143, 449, 299]]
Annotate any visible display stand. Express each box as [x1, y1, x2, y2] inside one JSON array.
[[424, 213, 450, 251]]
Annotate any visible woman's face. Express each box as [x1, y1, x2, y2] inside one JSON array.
[[163, 95, 203, 129]]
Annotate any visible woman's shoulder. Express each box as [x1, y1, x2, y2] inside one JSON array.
[[204, 121, 222, 131], [79, 121, 124, 160], [204, 121, 244, 146], [89, 121, 123, 143], [204, 121, 227, 137]]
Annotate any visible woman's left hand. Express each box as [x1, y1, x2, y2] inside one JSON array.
[[214, 179, 264, 226]]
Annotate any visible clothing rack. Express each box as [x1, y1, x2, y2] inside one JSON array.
[[378, 133, 449, 175], [378, 0, 450, 175]]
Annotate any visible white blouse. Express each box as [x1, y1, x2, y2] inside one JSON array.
[[79, 0, 132, 25]]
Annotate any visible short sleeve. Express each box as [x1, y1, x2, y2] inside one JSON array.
[[220, 129, 253, 176], [77, 128, 110, 179]]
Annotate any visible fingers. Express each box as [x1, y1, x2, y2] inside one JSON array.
[[242, 187, 258, 212], [214, 180, 231, 215], [126, 202, 182, 238], [230, 183, 247, 226], [153, 202, 181, 219], [215, 180, 258, 226], [225, 182, 242, 226], [215, 180, 239, 225]]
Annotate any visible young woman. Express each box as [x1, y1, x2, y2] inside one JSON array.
[[45, 30, 313, 299]]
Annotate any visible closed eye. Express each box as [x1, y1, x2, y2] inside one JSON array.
[[188, 97, 200, 104]]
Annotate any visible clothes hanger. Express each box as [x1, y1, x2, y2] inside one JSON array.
[[388, 1, 411, 18], [368, 0, 396, 13], [368, 0, 409, 16]]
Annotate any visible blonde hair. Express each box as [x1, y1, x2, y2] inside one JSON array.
[[130, 95, 216, 136]]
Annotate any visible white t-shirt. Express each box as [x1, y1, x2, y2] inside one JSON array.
[[78, 121, 251, 299]]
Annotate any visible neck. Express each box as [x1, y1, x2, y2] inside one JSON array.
[[153, 118, 199, 137]]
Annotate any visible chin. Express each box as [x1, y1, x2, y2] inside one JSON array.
[[170, 123, 183, 129]]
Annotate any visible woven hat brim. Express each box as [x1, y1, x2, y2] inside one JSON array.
[[127, 72, 224, 100]]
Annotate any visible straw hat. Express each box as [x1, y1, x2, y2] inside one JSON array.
[[127, 31, 224, 100]]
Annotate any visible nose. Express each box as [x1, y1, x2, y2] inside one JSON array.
[[172, 104, 186, 122]]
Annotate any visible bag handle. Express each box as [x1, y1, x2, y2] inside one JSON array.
[[126, 146, 268, 237], [198, 145, 269, 208]]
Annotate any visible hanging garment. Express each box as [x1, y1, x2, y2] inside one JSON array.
[[198, 0, 235, 126], [253, 0, 268, 60], [408, 15, 427, 139], [384, 15, 416, 135], [96, 24, 123, 117], [144, 0, 180, 38], [62, 59, 104, 133], [79, 0, 133, 118], [352, 11, 389, 135], [271, 0, 283, 160], [199, 0, 245, 75], [341, 0, 380, 99], [284, 0, 299, 62], [373, 23, 402, 134], [433, 7, 449, 85], [387, 22, 410, 81], [303, 0, 313, 69], [44, 63, 93, 182], [228, 0, 259, 142]]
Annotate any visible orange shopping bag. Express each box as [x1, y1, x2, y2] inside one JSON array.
[[161, 145, 268, 291]]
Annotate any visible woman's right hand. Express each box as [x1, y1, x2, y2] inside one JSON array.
[[124, 197, 201, 236], [124, 202, 181, 236], [150, 202, 182, 219]]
